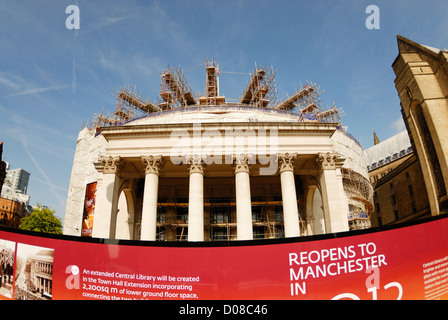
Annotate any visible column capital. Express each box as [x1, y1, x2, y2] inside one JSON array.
[[233, 154, 254, 174], [316, 152, 344, 170], [95, 156, 123, 174], [141, 155, 165, 175], [278, 153, 297, 173], [186, 154, 207, 175]]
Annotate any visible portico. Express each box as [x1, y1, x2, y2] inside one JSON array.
[[90, 117, 350, 241]]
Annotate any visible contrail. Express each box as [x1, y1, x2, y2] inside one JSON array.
[[20, 135, 66, 210]]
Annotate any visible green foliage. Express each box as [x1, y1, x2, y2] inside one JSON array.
[[19, 204, 63, 234]]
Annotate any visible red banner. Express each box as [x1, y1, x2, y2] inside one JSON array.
[[0, 215, 447, 300]]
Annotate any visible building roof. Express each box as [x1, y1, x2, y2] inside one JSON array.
[[125, 106, 302, 126], [364, 130, 412, 169], [396, 35, 448, 57]]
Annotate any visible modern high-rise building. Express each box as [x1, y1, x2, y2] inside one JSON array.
[[4, 169, 30, 195], [64, 62, 373, 240], [0, 145, 31, 228]]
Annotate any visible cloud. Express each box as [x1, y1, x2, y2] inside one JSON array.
[[76, 13, 137, 37], [72, 54, 77, 93], [30, 176, 67, 193], [9, 112, 74, 161], [6, 85, 70, 97], [103, 15, 133, 25], [20, 134, 66, 210], [0, 74, 21, 90], [0, 71, 70, 98], [391, 116, 406, 133]]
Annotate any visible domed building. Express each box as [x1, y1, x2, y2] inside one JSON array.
[[63, 62, 372, 241]]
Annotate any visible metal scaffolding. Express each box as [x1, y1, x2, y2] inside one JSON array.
[[240, 64, 278, 108], [159, 66, 196, 109], [82, 60, 344, 131]]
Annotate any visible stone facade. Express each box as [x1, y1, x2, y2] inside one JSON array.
[[370, 154, 430, 227], [64, 107, 372, 241], [0, 197, 27, 228], [392, 35, 448, 216], [63, 128, 106, 235]]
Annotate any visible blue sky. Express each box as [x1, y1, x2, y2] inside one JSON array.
[[1, 0, 448, 220]]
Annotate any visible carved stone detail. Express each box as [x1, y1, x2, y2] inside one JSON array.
[[316, 152, 344, 170], [96, 156, 123, 174], [278, 153, 297, 173], [186, 154, 206, 175], [141, 155, 165, 175], [233, 154, 254, 174]]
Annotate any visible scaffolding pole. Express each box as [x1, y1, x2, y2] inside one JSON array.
[[240, 65, 278, 108], [159, 66, 196, 109]]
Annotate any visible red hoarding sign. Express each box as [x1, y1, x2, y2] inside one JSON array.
[[0, 215, 447, 300]]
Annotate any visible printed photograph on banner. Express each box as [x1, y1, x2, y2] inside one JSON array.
[[82, 182, 97, 237], [14, 243, 54, 300], [0, 239, 16, 299]]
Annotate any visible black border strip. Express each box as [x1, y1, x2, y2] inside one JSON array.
[[1, 213, 447, 248]]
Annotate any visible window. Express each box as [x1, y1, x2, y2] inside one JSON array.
[[405, 172, 411, 183], [412, 201, 417, 213], [176, 207, 188, 223], [375, 203, 380, 213], [408, 185, 414, 197], [211, 207, 230, 224], [253, 227, 265, 239], [252, 206, 263, 222], [274, 206, 283, 222], [394, 209, 399, 220], [212, 228, 228, 241], [391, 195, 396, 206], [156, 227, 165, 241], [157, 207, 166, 223]]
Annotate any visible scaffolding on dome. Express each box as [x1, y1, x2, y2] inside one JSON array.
[[81, 60, 344, 131], [159, 66, 197, 109], [341, 167, 374, 231], [239, 64, 279, 108]]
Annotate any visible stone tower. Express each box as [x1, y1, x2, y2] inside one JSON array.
[[392, 35, 448, 215]]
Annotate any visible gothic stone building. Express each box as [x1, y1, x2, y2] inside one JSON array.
[[391, 35, 448, 217]]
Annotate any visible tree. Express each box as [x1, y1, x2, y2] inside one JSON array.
[[19, 204, 63, 234]]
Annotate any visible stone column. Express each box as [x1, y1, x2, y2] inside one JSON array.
[[316, 152, 349, 233], [188, 155, 206, 242], [279, 153, 301, 238], [92, 156, 123, 239], [140, 155, 164, 241], [233, 154, 253, 240]]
